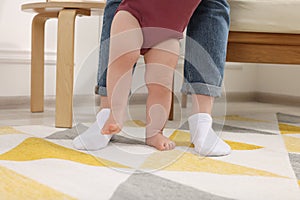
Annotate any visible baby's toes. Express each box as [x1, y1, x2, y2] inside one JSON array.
[[108, 124, 120, 134], [101, 125, 110, 134], [168, 141, 176, 150]]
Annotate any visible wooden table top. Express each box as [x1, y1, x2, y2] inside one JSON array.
[[22, 2, 105, 13]]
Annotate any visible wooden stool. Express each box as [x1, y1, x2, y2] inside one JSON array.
[[22, 2, 105, 128]]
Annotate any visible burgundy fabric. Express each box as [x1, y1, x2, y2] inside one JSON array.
[[116, 0, 201, 55]]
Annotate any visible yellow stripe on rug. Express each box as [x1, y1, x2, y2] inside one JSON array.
[[0, 137, 129, 169], [141, 150, 286, 178], [282, 135, 300, 153], [279, 123, 300, 134], [214, 115, 269, 123], [0, 166, 75, 200], [0, 126, 24, 135], [169, 130, 263, 150], [124, 120, 146, 127]]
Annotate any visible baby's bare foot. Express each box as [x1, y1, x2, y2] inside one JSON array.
[[146, 133, 176, 151], [101, 115, 122, 135]]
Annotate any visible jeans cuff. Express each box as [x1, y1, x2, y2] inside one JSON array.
[[95, 85, 107, 96], [181, 82, 222, 97]]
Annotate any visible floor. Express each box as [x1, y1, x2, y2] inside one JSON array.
[[2, 96, 300, 128], [0, 98, 300, 199]]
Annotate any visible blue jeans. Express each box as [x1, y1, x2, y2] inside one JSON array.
[[95, 0, 230, 97]]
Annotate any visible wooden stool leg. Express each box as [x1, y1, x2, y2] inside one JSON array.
[[55, 9, 77, 128], [181, 94, 187, 108], [168, 93, 174, 120], [31, 14, 47, 112], [168, 77, 174, 120]]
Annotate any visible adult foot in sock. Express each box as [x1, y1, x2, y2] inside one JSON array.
[[73, 108, 112, 150], [188, 113, 231, 156], [146, 131, 176, 151]]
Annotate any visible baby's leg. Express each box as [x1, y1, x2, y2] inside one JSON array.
[[143, 39, 180, 150], [102, 11, 143, 134]]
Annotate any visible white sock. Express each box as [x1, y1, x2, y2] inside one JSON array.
[[188, 113, 231, 156], [73, 108, 112, 150]]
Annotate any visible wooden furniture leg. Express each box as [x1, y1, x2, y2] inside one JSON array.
[[168, 93, 174, 120], [31, 13, 57, 113], [55, 9, 90, 128], [181, 94, 187, 108], [31, 14, 48, 113], [23, 2, 102, 128], [168, 78, 174, 120], [55, 9, 77, 128]]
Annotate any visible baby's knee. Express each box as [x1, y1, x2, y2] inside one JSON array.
[[146, 82, 172, 96], [145, 68, 174, 90]]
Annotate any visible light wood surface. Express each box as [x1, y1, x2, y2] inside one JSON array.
[[228, 31, 300, 46], [55, 9, 86, 128], [31, 13, 58, 113], [24, 1, 101, 128], [227, 31, 300, 64], [181, 93, 187, 108], [168, 80, 174, 120], [227, 43, 300, 64], [22, 2, 105, 13]]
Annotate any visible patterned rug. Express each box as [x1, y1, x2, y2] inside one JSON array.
[[0, 113, 299, 199]]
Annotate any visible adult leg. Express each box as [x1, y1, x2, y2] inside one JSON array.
[[96, 0, 122, 109], [102, 11, 143, 134], [143, 39, 179, 150], [182, 0, 231, 156]]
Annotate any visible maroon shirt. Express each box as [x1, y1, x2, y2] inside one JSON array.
[[116, 0, 201, 54]]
